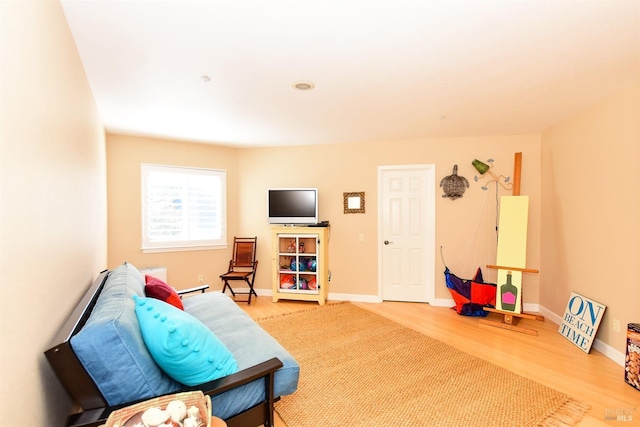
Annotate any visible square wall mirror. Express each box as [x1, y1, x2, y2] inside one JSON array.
[[343, 192, 365, 214]]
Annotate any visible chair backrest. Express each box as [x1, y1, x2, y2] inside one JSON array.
[[232, 237, 257, 269]]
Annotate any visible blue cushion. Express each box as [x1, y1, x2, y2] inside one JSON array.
[[182, 292, 300, 419], [133, 296, 238, 386], [70, 263, 299, 418], [70, 263, 181, 405]]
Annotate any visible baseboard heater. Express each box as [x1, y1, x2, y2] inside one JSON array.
[[139, 266, 167, 282]]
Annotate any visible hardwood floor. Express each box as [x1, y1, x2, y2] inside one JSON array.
[[240, 296, 639, 426]]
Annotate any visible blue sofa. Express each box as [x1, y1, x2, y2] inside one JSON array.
[[45, 262, 299, 427]]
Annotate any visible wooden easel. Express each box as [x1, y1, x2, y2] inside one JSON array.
[[478, 153, 545, 336], [479, 267, 544, 335]]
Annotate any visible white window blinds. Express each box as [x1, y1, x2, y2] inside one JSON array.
[[141, 164, 226, 251]]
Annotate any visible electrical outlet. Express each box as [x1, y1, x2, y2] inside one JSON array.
[[198, 274, 204, 283], [613, 319, 620, 333]]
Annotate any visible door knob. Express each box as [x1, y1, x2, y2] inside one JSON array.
[[384, 240, 393, 245]]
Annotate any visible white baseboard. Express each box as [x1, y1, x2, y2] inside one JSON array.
[[255, 288, 386, 303], [429, 298, 454, 307], [253, 289, 626, 367], [537, 304, 562, 324], [254, 288, 271, 297], [254, 289, 383, 303], [328, 292, 384, 303], [591, 340, 626, 366]]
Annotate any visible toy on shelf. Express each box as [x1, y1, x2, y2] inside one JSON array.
[[307, 258, 317, 272], [290, 258, 307, 271], [280, 274, 295, 289]]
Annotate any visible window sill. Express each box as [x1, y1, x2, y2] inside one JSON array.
[[142, 244, 228, 254]]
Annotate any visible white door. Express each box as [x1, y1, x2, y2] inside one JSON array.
[[378, 165, 435, 302]]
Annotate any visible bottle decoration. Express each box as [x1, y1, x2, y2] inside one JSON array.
[[500, 271, 518, 312]]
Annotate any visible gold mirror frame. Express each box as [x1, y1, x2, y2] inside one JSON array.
[[343, 192, 365, 214]]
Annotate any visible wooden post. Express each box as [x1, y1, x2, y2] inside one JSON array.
[[513, 152, 522, 196]]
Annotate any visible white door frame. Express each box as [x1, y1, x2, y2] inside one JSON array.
[[377, 164, 436, 303]]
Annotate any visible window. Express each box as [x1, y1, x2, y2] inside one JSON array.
[[141, 164, 226, 252]]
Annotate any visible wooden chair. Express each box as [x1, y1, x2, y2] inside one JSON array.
[[221, 237, 258, 304]]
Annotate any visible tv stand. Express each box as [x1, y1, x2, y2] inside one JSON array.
[[271, 226, 329, 305], [308, 220, 330, 227]]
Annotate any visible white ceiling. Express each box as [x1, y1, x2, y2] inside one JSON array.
[[60, 0, 639, 147]]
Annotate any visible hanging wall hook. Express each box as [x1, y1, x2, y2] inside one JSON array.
[[472, 159, 512, 191]]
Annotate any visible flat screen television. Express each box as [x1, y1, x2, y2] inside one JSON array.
[[268, 188, 318, 225]]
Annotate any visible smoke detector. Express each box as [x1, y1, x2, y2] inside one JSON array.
[[293, 81, 315, 91]]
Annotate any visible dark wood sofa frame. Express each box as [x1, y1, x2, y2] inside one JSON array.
[[45, 269, 283, 427]]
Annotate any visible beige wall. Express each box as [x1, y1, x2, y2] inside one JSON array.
[[541, 80, 640, 355], [106, 134, 240, 286], [107, 134, 541, 303], [238, 136, 541, 301], [0, 0, 107, 425]]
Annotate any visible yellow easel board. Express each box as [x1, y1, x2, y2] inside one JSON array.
[[495, 196, 529, 313]]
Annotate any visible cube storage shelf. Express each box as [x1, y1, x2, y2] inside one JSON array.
[[271, 226, 329, 305]]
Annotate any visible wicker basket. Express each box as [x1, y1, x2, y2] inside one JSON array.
[[101, 391, 212, 427]]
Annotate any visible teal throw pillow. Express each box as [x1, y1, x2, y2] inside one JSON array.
[[133, 296, 238, 386]]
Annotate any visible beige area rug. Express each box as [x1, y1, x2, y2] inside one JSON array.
[[257, 303, 589, 427]]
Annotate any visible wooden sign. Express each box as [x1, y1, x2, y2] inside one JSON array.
[[558, 292, 606, 353]]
